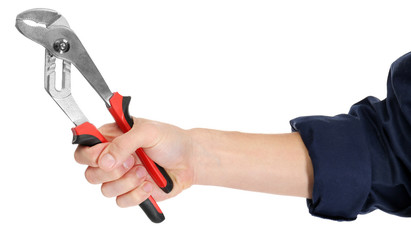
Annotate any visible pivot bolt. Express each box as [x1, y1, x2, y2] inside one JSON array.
[[53, 39, 70, 53]]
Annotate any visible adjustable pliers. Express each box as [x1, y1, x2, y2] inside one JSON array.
[[15, 8, 173, 223]]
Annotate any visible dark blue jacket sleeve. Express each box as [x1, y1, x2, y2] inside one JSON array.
[[290, 52, 411, 221]]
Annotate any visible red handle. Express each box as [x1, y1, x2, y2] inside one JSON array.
[[72, 122, 165, 223], [72, 122, 106, 146], [108, 92, 174, 193]]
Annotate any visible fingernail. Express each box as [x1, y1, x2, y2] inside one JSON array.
[[136, 167, 147, 179], [100, 153, 116, 169], [143, 182, 153, 193], [123, 156, 134, 169]]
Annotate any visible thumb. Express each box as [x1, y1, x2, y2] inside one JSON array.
[[97, 119, 161, 171]]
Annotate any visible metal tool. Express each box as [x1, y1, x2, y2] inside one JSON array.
[[15, 8, 174, 223]]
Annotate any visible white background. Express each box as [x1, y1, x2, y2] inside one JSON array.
[[0, 0, 410, 239]]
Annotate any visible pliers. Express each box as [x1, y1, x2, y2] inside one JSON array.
[[15, 8, 173, 223]]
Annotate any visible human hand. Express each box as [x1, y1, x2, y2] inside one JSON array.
[[74, 118, 195, 207], [74, 117, 313, 211]]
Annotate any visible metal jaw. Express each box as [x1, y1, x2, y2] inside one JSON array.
[[16, 8, 70, 45], [16, 8, 113, 108], [44, 50, 88, 126]]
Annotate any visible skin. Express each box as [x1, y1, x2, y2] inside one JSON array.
[[74, 118, 313, 208]]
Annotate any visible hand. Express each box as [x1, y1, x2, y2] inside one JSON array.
[[74, 118, 195, 207]]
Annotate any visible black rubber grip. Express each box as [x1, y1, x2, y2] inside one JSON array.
[[72, 134, 102, 146], [71, 122, 105, 147], [140, 198, 165, 223], [122, 96, 134, 129]]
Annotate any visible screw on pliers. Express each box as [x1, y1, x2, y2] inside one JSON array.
[[15, 8, 174, 223]]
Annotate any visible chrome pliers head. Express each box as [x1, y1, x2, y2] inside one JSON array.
[[16, 8, 112, 106], [16, 8, 173, 223]]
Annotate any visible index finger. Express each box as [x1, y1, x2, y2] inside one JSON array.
[[74, 142, 109, 167]]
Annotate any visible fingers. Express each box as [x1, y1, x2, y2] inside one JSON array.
[[86, 158, 156, 208], [85, 155, 135, 184], [116, 182, 153, 208], [97, 119, 162, 171], [101, 165, 148, 198], [74, 119, 173, 208]]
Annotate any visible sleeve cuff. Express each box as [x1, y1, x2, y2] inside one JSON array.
[[290, 114, 372, 221]]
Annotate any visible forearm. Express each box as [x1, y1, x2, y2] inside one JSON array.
[[190, 129, 313, 198]]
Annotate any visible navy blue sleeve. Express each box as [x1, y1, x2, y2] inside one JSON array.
[[290, 52, 411, 221]]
